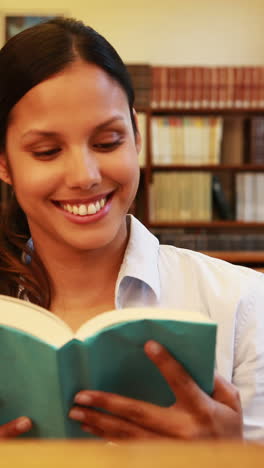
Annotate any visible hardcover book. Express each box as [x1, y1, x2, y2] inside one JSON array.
[[0, 295, 217, 438]]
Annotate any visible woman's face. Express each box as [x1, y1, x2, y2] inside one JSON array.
[[0, 61, 141, 254]]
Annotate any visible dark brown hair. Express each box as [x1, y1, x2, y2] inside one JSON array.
[[0, 17, 136, 308]]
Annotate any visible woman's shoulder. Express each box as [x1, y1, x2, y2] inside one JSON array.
[[129, 216, 262, 290], [158, 243, 262, 288]]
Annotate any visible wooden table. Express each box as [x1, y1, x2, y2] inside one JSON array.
[[1, 440, 264, 467]]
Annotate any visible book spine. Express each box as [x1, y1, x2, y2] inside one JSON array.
[[151, 67, 159, 108], [250, 66, 259, 108], [202, 67, 211, 108], [193, 67, 203, 108], [182, 67, 190, 109], [243, 66, 251, 108], [176, 67, 184, 108], [236, 173, 245, 221], [234, 67, 243, 108], [210, 67, 218, 108], [218, 67, 227, 108], [226, 67, 235, 108], [168, 67, 175, 108], [212, 175, 233, 220], [160, 66, 168, 108]]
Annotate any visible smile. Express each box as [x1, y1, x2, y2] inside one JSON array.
[[60, 197, 106, 216]]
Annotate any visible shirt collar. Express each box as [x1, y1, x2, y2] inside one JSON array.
[[115, 215, 161, 302], [23, 215, 161, 303]]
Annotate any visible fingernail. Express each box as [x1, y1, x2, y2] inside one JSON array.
[[147, 340, 163, 355], [74, 393, 93, 405], [69, 408, 86, 421], [16, 417, 31, 432]]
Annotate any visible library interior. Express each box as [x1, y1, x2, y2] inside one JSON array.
[[1, 0, 264, 464]]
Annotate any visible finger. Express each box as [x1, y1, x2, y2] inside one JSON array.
[[73, 390, 170, 432], [0, 417, 32, 439], [73, 390, 192, 437], [144, 340, 208, 408], [213, 373, 242, 412], [69, 406, 162, 440]]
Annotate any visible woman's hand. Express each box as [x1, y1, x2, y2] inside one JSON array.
[[0, 417, 32, 438], [69, 340, 243, 440]]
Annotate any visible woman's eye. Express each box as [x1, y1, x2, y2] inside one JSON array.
[[32, 148, 61, 157], [93, 139, 123, 150]]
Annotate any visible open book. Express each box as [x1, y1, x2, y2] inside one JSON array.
[[0, 295, 217, 438]]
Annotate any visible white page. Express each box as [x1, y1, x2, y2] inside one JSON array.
[[0, 295, 215, 347]]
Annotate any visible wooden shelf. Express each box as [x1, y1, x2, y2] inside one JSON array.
[[200, 250, 264, 264], [150, 107, 264, 116], [151, 164, 264, 172], [149, 221, 264, 229]]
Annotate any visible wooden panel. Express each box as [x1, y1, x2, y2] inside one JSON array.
[[1, 440, 264, 468]]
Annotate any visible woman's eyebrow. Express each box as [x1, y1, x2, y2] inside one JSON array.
[[21, 115, 125, 141], [94, 115, 125, 131]]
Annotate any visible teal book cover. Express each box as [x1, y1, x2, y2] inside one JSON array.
[[0, 297, 217, 439]]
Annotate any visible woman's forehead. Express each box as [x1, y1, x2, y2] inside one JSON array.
[[8, 62, 130, 131]]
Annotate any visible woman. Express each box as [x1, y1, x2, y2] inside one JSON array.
[[0, 17, 263, 440]]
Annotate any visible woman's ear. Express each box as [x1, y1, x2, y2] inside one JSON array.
[[0, 154, 12, 185], [132, 109, 142, 154]]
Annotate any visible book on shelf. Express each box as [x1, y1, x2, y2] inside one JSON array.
[[236, 173, 264, 222], [0, 296, 216, 438], [212, 175, 234, 220], [149, 172, 212, 222], [192, 66, 203, 108]]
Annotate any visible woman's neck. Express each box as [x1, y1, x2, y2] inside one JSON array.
[[31, 220, 129, 317]]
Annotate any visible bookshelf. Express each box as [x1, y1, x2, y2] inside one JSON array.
[[130, 65, 264, 267]]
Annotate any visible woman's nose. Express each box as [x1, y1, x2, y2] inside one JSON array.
[[64, 148, 102, 190]]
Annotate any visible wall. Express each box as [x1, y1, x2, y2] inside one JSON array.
[[1, 0, 264, 65]]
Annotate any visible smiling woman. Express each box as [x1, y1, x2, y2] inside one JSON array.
[[0, 18, 140, 308], [0, 17, 264, 443]]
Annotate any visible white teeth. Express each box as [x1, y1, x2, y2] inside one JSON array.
[[61, 197, 107, 216], [78, 204, 88, 216], [87, 203, 96, 215]]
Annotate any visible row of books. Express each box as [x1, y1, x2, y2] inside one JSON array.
[[236, 173, 264, 222], [151, 229, 264, 251], [151, 66, 264, 109], [149, 172, 264, 223], [137, 114, 264, 166], [149, 172, 212, 222], [151, 116, 223, 165]]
